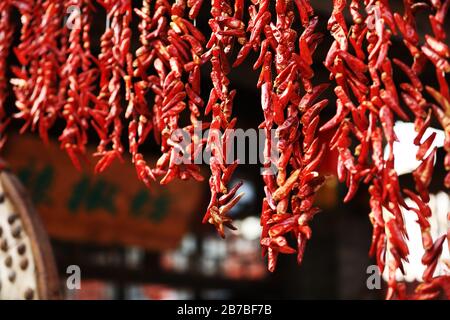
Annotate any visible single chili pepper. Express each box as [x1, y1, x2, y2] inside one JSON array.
[[436, 0, 450, 23], [261, 235, 296, 272], [298, 83, 330, 112], [394, 12, 419, 45], [422, 235, 446, 266], [338, 50, 368, 73], [386, 216, 409, 259], [300, 100, 329, 127], [422, 45, 450, 72], [426, 35, 450, 58], [414, 110, 433, 145], [319, 99, 348, 132], [272, 169, 300, 202], [269, 215, 299, 238], [426, 86, 450, 115], [302, 116, 320, 151], [413, 147, 437, 202], [393, 58, 423, 91], [400, 83, 427, 106], [416, 132, 437, 161]]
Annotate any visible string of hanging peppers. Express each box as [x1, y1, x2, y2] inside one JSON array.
[[0, 0, 448, 299]]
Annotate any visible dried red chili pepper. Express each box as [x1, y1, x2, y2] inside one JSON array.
[[201, 0, 246, 236], [0, 1, 14, 145], [235, 0, 328, 271], [426, 87, 450, 188], [59, 0, 97, 170], [11, 0, 64, 143], [136, 0, 207, 186], [413, 275, 450, 300], [91, 0, 133, 173]]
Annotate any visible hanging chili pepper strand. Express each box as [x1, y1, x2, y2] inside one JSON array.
[[155, 0, 207, 184], [416, 0, 450, 300], [137, 0, 171, 147], [39, 0, 65, 143], [323, 0, 450, 299], [360, 1, 418, 300], [290, 4, 328, 269], [59, 0, 98, 170], [134, 1, 170, 183], [392, 1, 443, 200], [234, 0, 327, 271], [323, 0, 370, 251], [323, 0, 365, 209], [201, 0, 246, 237], [323, 0, 411, 299], [392, 1, 450, 299], [9, 0, 35, 135], [233, 0, 278, 267], [423, 0, 450, 188], [91, 0, 132, 173], [127, 0, 156, 187], [131, 0, 207, 186], [11, 0, 63, 144], [392, 4, 441, 298], [370, 6, 412, 301], [246, 0, 287, 270], [0, 1, 13, 146], [391, 1, 433, 284]]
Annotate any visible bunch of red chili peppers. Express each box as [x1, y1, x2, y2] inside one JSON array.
[[322, 0, 450, 299], [0, 0, 449, 299]]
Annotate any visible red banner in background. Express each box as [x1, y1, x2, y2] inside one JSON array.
[[3, 134, 203, 251]]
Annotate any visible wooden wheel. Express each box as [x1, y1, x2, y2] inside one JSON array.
[[0, 163, 60, 299]]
